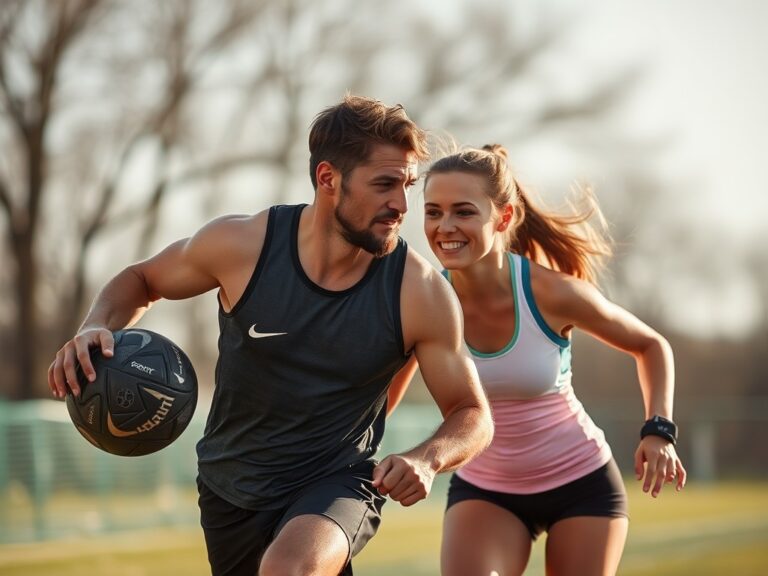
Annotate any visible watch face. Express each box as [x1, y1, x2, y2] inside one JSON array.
[[642, 416, 677, 444]]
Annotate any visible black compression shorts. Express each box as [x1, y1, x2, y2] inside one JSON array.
[[446, 458, 628, 540]]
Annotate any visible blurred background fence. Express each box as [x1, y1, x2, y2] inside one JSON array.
[[3, 398, 767, 545], [0, 400, 202, 543], [0, 401, 442, 544]]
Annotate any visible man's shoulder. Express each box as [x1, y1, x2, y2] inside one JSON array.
[[198, 209, 271, 238], [401, 247, 456, 306], [188, 209, 272, 262], [402, 247, 445, 282], [400, 247, 463, 349]]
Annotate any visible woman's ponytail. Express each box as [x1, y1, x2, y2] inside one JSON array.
[[512, 181, 612, 284]]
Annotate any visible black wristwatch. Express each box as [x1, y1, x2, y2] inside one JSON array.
[[640, 415, 678, 445]]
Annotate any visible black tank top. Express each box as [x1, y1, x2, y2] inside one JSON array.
[[196, 204, 409, 509]]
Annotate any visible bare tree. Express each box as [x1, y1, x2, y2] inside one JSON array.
[[0, 0, 276, 398], [1, 0, 105, 398]]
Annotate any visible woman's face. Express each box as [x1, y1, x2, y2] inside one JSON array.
[[423, 171, 505, 270]]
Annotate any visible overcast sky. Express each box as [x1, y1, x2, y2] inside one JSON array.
[[563, 0, 767, 241]]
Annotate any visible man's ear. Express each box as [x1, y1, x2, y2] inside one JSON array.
[[497, 204, 514, 232], [316, 161, 340, 195]]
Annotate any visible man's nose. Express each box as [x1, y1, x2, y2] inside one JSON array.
[[388, 187, 408, 215]]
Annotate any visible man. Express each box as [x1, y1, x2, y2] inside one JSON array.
[[49, 95, 493, 576]]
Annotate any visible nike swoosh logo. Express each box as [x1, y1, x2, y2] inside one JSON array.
[[248, 324, 287, 339], [107, 412, 138, 437], [172, 372, 184, 384]]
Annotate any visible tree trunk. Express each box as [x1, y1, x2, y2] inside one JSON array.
[[12, 118, 46, 399], [13, 229, 37, 399]]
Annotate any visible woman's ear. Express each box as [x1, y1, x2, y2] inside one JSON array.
[[497, 204, 514, 232]]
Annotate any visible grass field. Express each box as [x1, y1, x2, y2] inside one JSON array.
[[1, 480, 767, 575]]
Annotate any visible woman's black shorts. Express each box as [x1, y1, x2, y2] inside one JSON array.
[[446, 458, 628, 539]]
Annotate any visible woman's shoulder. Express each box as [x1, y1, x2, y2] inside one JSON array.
[[525, 257, 596, 320]]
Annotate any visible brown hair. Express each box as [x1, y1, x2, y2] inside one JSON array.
[[425, 144, 612, 284], [308, 94, 430, 188]]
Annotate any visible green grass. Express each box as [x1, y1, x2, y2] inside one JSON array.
[[1, 480, 767, 575]]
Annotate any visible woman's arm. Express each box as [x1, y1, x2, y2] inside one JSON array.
[[532, 264, 687, 497]]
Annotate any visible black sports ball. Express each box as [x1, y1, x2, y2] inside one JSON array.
[[66, 328, 198, 456]]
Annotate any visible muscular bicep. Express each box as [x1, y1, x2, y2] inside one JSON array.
[[132, 213, 263, 303], [387, 355, 419, 416], [415, 336, 485, 419], [402, 256, 487, 418], [136, 237, 220, 302]]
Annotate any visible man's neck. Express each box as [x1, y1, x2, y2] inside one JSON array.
[[297, 204, 375, 291]]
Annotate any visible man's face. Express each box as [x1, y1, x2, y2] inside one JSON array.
[[334, 144, 419, 257]]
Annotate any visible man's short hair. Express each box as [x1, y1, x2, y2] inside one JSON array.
[[308, 94, 429, 189]]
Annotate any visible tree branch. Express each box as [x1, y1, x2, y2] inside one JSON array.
[[105, 151, 282, 233], [79, 1, 269, 252], [0, 174, 13, 228], [35, 0, 104, 131], [0, 4, 28, 139]]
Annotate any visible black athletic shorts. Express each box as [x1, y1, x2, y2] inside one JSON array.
[[446, 458, 628, 540], [197, 460, 385, 576]]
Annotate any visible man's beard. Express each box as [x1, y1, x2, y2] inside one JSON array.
[[335, 185, 401, 258]]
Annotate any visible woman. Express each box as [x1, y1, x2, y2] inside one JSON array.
[[390, 144, 686, 576]]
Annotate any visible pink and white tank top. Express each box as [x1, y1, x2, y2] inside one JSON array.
[[447, 253, 612, 494]]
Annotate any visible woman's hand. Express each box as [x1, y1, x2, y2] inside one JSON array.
[[634, 435, 687, 497]]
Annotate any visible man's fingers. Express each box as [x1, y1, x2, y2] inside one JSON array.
[[49, 360, 64, 399], [387, 473, 419, 501], [393, 487, 425, 507], [372, 458, 393, 489], [49, 328, 114, 399], [377, 466, 406, 496], [62, 345, 82, 397], [76, 345, 96, 385], [52, 350, 66, 398], [100, 332, 115, 358], [75, 332, 105, 383], [48, 361, 57, 397]]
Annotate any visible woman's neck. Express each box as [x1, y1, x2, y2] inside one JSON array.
[[450, 249, 511, 301]]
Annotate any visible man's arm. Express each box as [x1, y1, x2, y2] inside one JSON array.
[[386, 355, 418, 417], [373, 250, 493, 506], [48, 213, 266, 399]]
